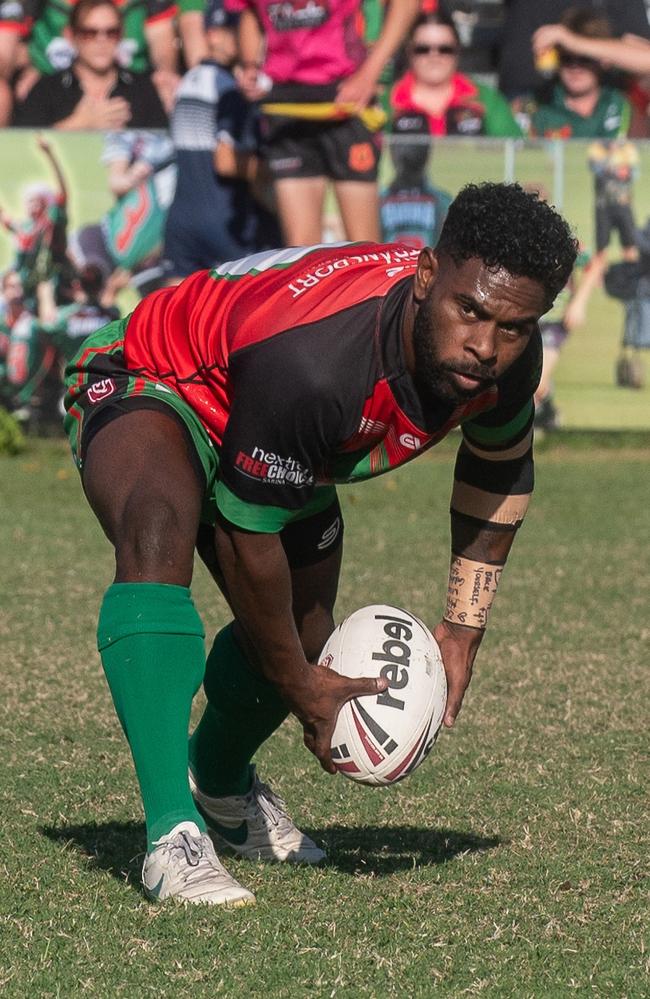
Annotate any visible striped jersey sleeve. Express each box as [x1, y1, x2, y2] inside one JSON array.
[[451, 330, 542, 531]]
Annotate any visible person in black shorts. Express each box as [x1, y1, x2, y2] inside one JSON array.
[[232, 0, 419, 244], [589, 139, 640, 262], [62, 183, 577, 906]]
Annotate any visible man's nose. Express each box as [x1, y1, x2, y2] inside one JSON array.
[[465, 322, 498, 364]]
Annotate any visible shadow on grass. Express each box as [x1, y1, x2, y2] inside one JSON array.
[[41, 821, 146, 887], [305, 825, 503, 875], [40, 821, 503, 882]]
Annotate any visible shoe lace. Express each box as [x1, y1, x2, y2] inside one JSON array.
[[252, 779, 293, 830], [160, 830, 221, 885]]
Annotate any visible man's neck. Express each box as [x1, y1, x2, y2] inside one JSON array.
[[400, 283, 418, 378], [74, 61, 118, 97]]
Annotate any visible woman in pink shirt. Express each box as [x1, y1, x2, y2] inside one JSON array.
[[391, 12, 521, 138], [227, 0, 419, 245]]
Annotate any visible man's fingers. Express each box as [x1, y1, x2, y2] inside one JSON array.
[[443, 670, 466, 728], [342, 674, 389, 702]]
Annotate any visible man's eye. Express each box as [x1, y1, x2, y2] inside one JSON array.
[[460, 302, 475, 316]]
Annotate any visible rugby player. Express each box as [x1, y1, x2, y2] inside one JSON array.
[[63, 183, 577, 906]]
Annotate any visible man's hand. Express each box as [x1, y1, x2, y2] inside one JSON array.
[[281, 662, 388, 774], [532, 24, 571, 58], [335, 66, 378, 112], [235, 64, 271, 102], [71, 95, 131, 130], [563, 298, 587, 332], [433, 619, 483, 728]]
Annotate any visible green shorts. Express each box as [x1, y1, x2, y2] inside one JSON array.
[[63, 320, 340, 541]]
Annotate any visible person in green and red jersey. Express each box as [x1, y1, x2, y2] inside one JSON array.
[[63, 183, 577, 907], [0, 135, 73, 310], [529, 8, 631, 140], [391, 11, 522, 138]]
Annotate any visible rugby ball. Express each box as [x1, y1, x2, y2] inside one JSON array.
[[320, 604, 447, 786]]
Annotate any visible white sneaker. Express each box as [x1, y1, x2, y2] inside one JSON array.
[[142, 821, 255, 906], [190, 767, 326, 864]]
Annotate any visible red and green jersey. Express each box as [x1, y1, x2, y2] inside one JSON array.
[[12, 196, 68, 303], [110, 244, 539, 531]]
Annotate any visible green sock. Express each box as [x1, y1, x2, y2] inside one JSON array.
[[97, 583, 207, 850], [189, 624, 289, 797]]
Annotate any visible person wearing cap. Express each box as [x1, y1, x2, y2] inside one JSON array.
[[391, 11, 522, 138], [380, 112, 452, 249], [162, 0, 280, 284]]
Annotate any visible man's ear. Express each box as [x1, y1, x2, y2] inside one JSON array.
[[413, 247, 438, 303]]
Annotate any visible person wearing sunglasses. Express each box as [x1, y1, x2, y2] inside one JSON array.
[[14, 0, 168, 128], [529, 8, 631, 139], [390, 12, 521, 138]]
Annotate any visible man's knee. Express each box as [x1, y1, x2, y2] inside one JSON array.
[[114, 493, 197, 583]]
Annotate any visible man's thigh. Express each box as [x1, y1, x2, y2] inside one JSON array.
[[82, 407, 205, 586]]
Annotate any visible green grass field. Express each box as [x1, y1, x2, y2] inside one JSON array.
[[1, 131, 649, 430], [1, 438, 648, 997]]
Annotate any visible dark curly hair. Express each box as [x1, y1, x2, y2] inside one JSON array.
[[436, 182, 578, 300]]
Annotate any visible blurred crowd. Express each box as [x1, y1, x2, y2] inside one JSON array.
[[2, 0, 650, 432]]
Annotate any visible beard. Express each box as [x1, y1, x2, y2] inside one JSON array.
[[412, 299, 496, 406]]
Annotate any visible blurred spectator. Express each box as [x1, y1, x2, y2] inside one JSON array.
[[0, 135, 73, 307], [523, 183, 600, 431], [498, 0, 650, 101], [176, 0, 211, 68], [0, 272, 59, 428], [229, 0, 419, 245], [0, 272, 26, 409], [529, 8, 631, 139], [13, 0, 168, 129], [615, 216, 650, 387], [163, 0, 280, 282], [71, 130, 176, 296], [533, 23, 650, 77], [588, 139, 639, 268], [0, 40, 13, 125], [0, 0, 178, 120], [533, 22, 650, 137], [0, 264, 119, 430], [38, 265, 120, 360], [390, 11, 522, 137], [380, 111, 452, 248]]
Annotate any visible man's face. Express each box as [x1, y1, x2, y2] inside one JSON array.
[[73, 5, 122, 73], [559, 53, 600, 99], [26, 195, 47, 219], [412, 255, 549, 405], [2, 273, 23, 305]]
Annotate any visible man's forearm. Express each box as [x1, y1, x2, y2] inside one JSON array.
[[361, 0, 419, 81], [238, 7, 264, 67], [445, 432, 534, 631], [444, 514, 519, 630]]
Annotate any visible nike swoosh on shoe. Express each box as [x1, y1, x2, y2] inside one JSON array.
[[198, 805, 249, 846]]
